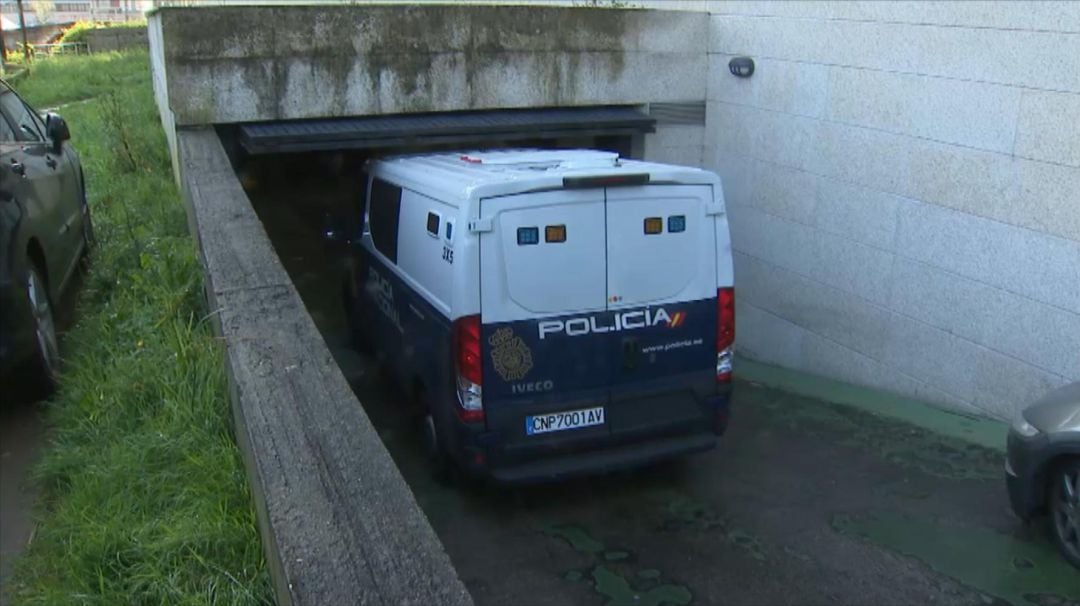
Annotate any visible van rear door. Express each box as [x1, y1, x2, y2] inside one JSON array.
[[478, 188, 611, 412], [603, 185, 718, 437]]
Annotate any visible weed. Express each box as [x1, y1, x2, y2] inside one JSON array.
[[99, 87, 143, 173], [10, 51, 150, 109]]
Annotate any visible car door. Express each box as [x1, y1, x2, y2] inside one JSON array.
[[0, 86, 81, 292]]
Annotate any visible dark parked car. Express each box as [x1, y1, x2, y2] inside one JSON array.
[[0, 79, 91, 395], [1007, 381, 1080, 569]]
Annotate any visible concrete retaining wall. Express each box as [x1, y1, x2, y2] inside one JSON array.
[[148, 16, 179, 182], [84, 26, 148, 53], [706, 0, 1080, 419], [150, 5, 707, 126], [177, 128, 472, 606]]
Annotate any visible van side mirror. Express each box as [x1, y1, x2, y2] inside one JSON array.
[[45, 113, 70, 151]]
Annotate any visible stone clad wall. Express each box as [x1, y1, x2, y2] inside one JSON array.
[[705, 0, 1080, 419]]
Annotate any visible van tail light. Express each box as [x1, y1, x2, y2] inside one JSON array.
[[716, 288, 735, 383], [453, 314, 484, 423]]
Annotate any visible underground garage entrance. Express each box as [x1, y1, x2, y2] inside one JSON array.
[[226, 103, 653, 386], [153, 4, 1080, 605], [225, 103, 653, 308]]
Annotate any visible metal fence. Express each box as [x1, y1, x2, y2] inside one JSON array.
[[27, 42, 90, 57]]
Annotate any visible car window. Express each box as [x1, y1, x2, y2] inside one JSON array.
[[0, 90, 44, 142], [368, 178, 402, 263]]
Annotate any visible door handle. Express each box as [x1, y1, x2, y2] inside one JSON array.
[[45, 155, 57, 169], [9, 159, 25, 176]]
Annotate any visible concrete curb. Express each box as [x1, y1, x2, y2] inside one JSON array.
[[736, 356, 1009, 452], [177, 127, 472, 606]]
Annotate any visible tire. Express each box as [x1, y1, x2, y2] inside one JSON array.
[[422, 413, 454, 485], [416, 381, 455, 484], [1048, 457, 1080, 569], [24, 264, 60, 396]]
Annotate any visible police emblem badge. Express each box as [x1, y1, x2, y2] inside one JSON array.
[[489, 327, 534, 381]]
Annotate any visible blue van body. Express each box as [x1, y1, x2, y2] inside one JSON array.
[[343, 150, 734, 483]]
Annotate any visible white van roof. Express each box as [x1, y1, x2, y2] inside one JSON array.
[[370, 149, 720, 202]]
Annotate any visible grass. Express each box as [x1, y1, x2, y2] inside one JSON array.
[[6, 52, 150, 109], [6, 51, 272, 605]]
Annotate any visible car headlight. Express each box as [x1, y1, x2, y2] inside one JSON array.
[[1011, 415, 1041, 438]]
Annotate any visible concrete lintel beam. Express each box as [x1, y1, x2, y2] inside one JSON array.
[[151, 5, 708, 126]]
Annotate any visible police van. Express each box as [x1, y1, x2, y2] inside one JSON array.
[[343, 149, 735, 483]]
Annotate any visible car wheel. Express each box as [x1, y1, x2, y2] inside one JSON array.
[[25, 264, 60, 394], [1049, 457, 1080, 569]]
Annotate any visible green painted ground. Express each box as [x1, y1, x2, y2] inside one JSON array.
[[741, 374, 1004, 481], [656, 493, 768, 561], [834, 513, 1080, 605], [738, 357, 1009, 451], [544, 524, 694, 606]]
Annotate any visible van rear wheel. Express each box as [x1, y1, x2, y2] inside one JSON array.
[[413, 381, 454, 483], [422, 413, 454, 484]]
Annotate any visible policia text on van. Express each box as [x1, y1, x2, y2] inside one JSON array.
[[343, 150, 735, 483]]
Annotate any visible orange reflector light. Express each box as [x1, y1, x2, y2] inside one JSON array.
[[545, 224, 566, 243], [644, 217, 663, 234]]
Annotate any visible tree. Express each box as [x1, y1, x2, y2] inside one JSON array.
[[31, 0, 54, 25]]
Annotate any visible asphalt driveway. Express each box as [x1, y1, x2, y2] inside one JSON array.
[[340, 357, 1079, 606]]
